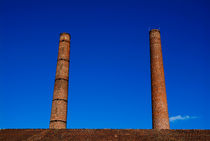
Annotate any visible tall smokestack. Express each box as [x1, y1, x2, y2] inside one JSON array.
[[49, 33, 71, 129], [149, 29, 170, 129]]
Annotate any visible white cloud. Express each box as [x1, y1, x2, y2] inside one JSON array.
[[169, 115, 198, 122]]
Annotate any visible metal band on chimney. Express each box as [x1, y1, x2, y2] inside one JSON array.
[[55, 78, 69, 81], [58, 58, 70, 62], [52, 99, 68, 103], [50, 120, 67, 123], [60, 40, 70, 43]]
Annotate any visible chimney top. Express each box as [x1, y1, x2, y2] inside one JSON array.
[[60, 32, 71, 41], [60, 32, 71, 39], [149, 29, 160, 33]]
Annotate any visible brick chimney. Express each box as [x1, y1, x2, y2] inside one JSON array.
[[49, 33, 71, 129], [149, 29, 170, 129]]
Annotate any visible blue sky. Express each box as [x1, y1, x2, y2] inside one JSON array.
[[0, 0, 209, 129]]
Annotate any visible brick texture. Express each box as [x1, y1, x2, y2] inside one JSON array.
[[149, 29, 170, 129], [49, 33, 71, 129], [0, 129, 209, 141]]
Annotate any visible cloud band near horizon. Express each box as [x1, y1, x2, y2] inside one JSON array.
[[169, 115, 198, 122]]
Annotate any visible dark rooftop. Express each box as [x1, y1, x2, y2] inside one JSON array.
[[0, 129, 209, 141]]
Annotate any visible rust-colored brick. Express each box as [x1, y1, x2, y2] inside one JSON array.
[[49, 33, 71, 129], [149, 29, 170, 129], [1, 129, 210, 140]]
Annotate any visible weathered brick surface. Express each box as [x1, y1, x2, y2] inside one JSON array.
[[0, 129, 209, 141], [55, 60, 69, 80], [53, 80, 68, 100], [50, 100, 68, 122], [49, 33, 71, 129], [149, 29, 170, 129]]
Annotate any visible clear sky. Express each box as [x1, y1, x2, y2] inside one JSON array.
[[0, 0, 209, 129]]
